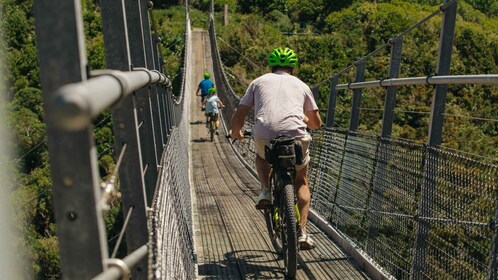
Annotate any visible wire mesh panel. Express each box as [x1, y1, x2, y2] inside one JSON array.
[[150, 110, 195, 279], [331, 132, 378, 247], [148, 9, 195, 280], [309, 128, 348, 222], [365, 138, 425, 279], [414, 147, 498, 279]]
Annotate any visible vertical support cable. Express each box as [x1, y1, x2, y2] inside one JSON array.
[[349, 61, 365, 132], [100, 0, 149, 278], [326, 76, 339, 128], [410, 1, 457, 278], [34, 0, 108, 278]]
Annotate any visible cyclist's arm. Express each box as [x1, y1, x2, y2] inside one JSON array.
[[217, 100, 225, 108], [304, 109, 322, 129], [230, 104, 251, 139], [196, 87, 200, 96]]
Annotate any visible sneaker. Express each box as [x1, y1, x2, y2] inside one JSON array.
[[255, 189, 271, 209], [298, 233, 315, 250], [216, 130, 219, 135]]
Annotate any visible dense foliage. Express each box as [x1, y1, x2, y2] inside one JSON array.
[[1, 0, 496, 278], [212, 0, 497, 158]]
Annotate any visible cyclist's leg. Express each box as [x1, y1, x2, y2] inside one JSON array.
[[254, 138, 271, 207], [201, 95, 206, 110], [295, 166, 310, 233], [294, 135, 315, 249], [213, 113, 219, 129]]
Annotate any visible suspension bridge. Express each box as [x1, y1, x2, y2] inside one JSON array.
[[26, 0, 498, 279]]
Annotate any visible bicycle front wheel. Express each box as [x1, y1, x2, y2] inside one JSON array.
[[281, 183, 298, 278]]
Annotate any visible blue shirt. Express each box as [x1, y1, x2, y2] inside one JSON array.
[[205, 95, 220, 114], [198, 79, 214, 96]]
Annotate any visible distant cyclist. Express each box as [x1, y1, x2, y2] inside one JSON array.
[[196, 72, 215, 110], [230, 47, 322, 250], [204, 87, 224, 134]]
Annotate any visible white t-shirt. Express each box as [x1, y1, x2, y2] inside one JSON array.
[[205, 95, 220, 114], [239, 71, 318, 140]]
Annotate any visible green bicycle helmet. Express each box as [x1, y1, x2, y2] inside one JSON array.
[[204, 72, 210, 79], [208, 87, 216, 94], [268, 47, 298, 68]]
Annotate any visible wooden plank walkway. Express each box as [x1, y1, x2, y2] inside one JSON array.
[[190, 29, 371, 280]]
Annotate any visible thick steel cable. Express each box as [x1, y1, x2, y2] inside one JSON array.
[[442, 113, 498, 123]]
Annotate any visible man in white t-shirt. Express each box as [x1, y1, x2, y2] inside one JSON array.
[[230, 47, 322, 249]]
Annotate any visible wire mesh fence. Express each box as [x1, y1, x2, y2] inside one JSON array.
[[308, 128, 498, 279], [148, 6, 195, 280]]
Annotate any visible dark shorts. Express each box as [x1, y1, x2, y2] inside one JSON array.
[[205, 112, 218, 120], [201, 94, 209, 102]]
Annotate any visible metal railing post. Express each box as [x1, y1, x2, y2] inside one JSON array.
[[349, 61, 365, 132], [326, 76, 339, 128], [34, 1, 108, 278], [125, 0, 159, 204], [410, 1, 457, 278], [365, 36, 404, 259], [381, 37, 403, 138], [100, 0, 149, 278]]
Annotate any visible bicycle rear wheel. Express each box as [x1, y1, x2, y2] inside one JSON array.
[[264, 172, 283, 254], [281, 183, 298, 278]]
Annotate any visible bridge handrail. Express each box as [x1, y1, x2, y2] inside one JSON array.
[[336, 74, 498, 90], [52, 68, 170, 131], [92, 245, 148, 280]]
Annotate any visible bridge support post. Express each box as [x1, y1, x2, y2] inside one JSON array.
[[34, 1, 108, 278], [144, 2, 166, 163], [125, 0, 160, 205], [326, 76, 339, 128], [349, 61, 365, 132], [100, 0, 151, 278], [152, 33, 170, 142], [365, 36, 404, 258], [410, 1, 457, 279]]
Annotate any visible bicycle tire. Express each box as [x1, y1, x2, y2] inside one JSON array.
[[209, 120, 214, 142], [264, 172, 283, 254], [281, 183, 298, 278]]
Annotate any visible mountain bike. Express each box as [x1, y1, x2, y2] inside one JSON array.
[[262, 135, 303, 279], [228, 131, 302, 279], [207, 112, 219, 142]]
